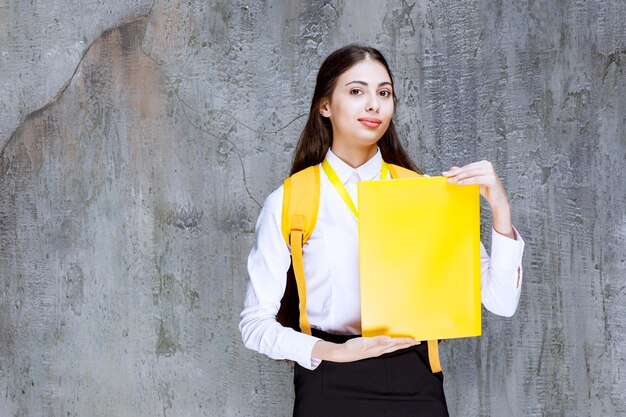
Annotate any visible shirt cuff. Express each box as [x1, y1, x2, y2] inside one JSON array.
[[490, 225, 525, 271], [291, 331, 322, 370]]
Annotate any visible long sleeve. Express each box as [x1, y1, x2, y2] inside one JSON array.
[[239, 187, 322, 370], [480, 226, 525, 317]]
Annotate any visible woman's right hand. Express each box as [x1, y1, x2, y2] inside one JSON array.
[[312, 336, 420, 363]]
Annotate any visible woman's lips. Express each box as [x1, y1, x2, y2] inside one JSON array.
[[358, 118, 382, 128]]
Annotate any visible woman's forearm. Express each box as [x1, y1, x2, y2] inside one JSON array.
[[491, 199, 515, 239]]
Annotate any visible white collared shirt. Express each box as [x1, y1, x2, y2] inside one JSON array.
[[240, 148, 525, 370]]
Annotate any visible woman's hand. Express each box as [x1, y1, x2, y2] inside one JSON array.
[[312, 336, 419, 363], [442, 160, 515, 239]]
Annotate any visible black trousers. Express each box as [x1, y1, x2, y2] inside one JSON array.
[[293, 329, 449, 417]]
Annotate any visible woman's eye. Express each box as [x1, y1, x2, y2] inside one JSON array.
[[380, 90, 391, 97], [350, 88, 362, 95]]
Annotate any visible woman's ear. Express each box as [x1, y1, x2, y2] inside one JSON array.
[[319, 99, 331, 118]]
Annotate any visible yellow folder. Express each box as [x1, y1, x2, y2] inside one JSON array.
[[357, 177, 481, 341]]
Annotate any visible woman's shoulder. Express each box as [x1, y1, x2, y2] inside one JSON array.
[[261, 184, 285, 213]]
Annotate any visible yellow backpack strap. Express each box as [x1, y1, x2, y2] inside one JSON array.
[[281, 165, 320, 336], [428, 340, 442, 373], [389, 163, 442, 373]]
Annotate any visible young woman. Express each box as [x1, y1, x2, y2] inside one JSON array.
[[240, 44, 524, 417]]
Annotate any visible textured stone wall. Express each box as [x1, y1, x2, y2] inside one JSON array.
[[1, 1, 624, 416]]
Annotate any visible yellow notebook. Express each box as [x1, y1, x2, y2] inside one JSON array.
[[357, 176, 481, 341]]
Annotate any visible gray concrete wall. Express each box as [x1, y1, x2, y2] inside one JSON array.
[[0, 1, 624, 416]]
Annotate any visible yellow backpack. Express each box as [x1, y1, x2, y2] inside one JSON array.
[[278, 162, 442, 373]]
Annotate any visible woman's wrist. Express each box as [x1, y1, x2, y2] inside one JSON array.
[[311, 340, 340, 362], [491, 201, 515, 239]]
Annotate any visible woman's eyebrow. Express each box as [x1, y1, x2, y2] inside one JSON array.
[[345, 80, 393, 87]]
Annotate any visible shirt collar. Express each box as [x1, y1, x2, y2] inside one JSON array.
[[325, 147, 384, 184]]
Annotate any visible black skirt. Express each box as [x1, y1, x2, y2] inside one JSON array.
[[293, 329, 449, 417]]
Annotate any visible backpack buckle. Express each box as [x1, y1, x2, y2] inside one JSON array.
[[291, 214, 305, 232]]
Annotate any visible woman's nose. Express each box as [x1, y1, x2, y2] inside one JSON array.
[[365, 94, 380, 112]]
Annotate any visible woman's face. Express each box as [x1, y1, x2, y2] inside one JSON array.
[[320, 59, 394, 150]]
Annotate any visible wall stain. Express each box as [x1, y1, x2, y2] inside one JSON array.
[[529, 89, 555, 131], [156, 319, 179, 357], [0, 16, 150, 155], [541, 164, 557, 185], [391, 0, 417, 36], [153, 272, 200, 312], [602, 48, 625, 81], [156, 205, 204, 231], [152, 270, 200, 358]]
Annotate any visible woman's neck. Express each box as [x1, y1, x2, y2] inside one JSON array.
[[330, 144, 378, 168]]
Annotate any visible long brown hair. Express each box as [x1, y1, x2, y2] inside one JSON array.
[[289, 44, 422, 175]]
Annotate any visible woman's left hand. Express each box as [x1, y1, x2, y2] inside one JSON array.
[[442, 160, 515, 239], [442, 160, 508, 210]]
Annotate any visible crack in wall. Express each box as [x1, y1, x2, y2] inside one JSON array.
[[231, 113, 307, 144], [2, 3, 264, 210], [137, 47, 262, 208], [136, 42, 264, 208], [0, 15, 152, 159], [174, 91, 262, 208]]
